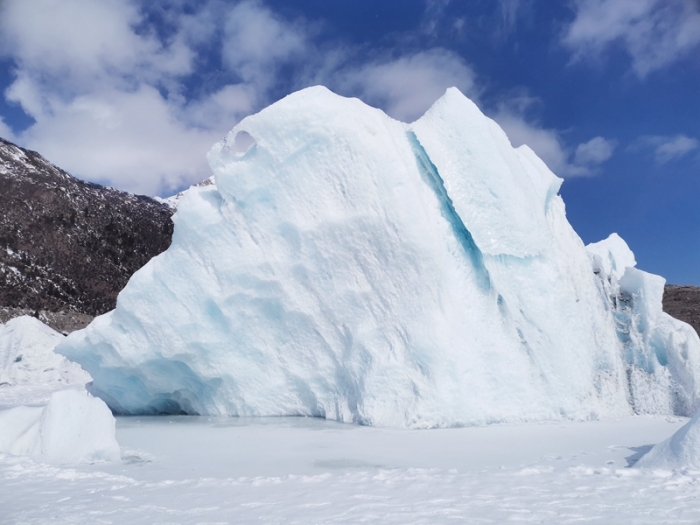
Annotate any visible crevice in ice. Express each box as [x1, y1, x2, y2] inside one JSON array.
[[544, 184, 559, 215], [406, 131, 491, 291]]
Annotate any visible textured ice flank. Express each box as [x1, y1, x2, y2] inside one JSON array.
[[410, 87, 560, 258], [57, 86, 700, 427], [586, 235, 700, 416]]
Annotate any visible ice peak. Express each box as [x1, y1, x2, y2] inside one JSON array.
[[586, 233, 637, 280]]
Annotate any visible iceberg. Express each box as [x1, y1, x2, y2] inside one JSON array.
[[56, 86, 700, 427]]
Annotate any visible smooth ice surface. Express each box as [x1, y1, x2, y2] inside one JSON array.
[[637, 410, 700, 469], [0, 388, 120, 464], [2, 415, 699, 524], [58, 86, 700, 426]]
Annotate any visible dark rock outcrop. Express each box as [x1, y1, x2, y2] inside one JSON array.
[[0, 137, 174, 320], [664, 285, 700, 338]]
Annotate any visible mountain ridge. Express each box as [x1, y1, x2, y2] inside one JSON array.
[[0, 137, 174, 325]]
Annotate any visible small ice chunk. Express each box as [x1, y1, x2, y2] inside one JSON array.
[[0, 388, 120, 464]]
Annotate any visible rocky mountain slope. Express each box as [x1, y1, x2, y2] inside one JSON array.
[[0, 137, 173, 327], [664, 285, 700, 338]]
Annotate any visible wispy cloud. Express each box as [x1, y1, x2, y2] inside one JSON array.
[[635, 134, 700, 163], [0, 116, 15, 143], [573, 136, 617, 166], [493, 96, 616, 177], [335, 49, 478, 123], [562, 0, 700, 77]]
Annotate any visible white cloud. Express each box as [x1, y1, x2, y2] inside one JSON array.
[[492, 98, 615, 177], [0, 0, 297, 196], [638, 134, 700, 163], [336, 49, 478, 123], [0, 0, 619, 195], [0, 117, 15, 142], [222, 0, 309, 85], [562, 0, 700, 77], [0, 0, 192, 90], [19, 87, 219, 195], [573, 136, 617, 166]]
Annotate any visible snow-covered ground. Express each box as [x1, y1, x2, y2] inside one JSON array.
[[3, 415, 700, 524]]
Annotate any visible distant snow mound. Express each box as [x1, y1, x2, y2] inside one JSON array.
[[57, 86, 700, 428], [0, 316, 90, 387], [0, 388, 120, 464]]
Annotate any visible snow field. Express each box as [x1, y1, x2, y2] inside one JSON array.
[[1, 415, 698, 524]]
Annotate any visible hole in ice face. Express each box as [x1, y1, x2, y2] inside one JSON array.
[[231, 131, 256, 155]]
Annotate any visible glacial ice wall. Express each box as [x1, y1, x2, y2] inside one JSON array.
[[57, 86, 700, 427]]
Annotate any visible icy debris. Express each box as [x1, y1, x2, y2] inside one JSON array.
[[0, 388, 120, 464], [57, 86, 700, 427]]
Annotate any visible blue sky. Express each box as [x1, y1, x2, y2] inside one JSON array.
[[0, 0, 698, 284]]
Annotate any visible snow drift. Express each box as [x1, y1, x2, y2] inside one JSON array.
[[57, 86, 700, 427], [635, 410, 700, 469]]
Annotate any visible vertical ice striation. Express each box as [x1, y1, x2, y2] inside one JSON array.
[[56, 86, 700, 427]]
